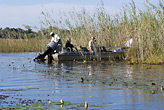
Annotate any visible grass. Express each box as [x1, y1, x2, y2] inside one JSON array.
[[0, 0, 164, 64], [0, 38, 49, 53], [39, 0, 164, 64]]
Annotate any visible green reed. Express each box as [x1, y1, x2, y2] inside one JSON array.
[[0, 38, 49, 53], [39, 0, 164, 64], [1, 0, 163, 64]]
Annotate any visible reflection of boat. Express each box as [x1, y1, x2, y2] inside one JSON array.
[[51, 47, 126, 61]]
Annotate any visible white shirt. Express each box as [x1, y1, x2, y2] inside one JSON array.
[[89, 40, 96, 51], [125, 38, 132, 47], [51, 34, 60, 43]]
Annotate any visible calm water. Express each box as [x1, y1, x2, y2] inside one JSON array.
[[1, 53, 164, 110]]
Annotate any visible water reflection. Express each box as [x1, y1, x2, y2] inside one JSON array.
[[1, 53, 164, 109], [88, 64, 94, 76], [124, 66, 133, 80]]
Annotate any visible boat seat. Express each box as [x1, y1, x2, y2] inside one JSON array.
[[63, 47, 73, 52], [100, 46, 107, 52], [80, 46, 89, 52]]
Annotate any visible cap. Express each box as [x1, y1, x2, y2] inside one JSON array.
[[50, 32, 54, 36]]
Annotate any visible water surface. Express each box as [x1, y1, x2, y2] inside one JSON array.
[[1, 53, 164, 109]]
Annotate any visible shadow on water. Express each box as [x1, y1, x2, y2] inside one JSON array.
[[1, 53, 164, 109]]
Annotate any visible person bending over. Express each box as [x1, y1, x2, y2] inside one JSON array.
[[34, 32, 62, 62]]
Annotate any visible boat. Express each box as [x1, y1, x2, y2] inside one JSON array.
[[50, 47, 127, 61], [34, 46, 127, 62]]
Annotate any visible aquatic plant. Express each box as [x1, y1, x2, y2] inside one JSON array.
[[0, 38, 49, 53], [39, 0, 164, 64], [0, 0, 164, 64]]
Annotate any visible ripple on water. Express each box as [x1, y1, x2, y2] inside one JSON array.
[[1, 53, 164, 109]]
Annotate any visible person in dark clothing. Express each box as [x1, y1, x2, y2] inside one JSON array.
[[65, 38, 76, 52]]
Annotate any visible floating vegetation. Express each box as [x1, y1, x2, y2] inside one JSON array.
[[0, 97, 103, 110], [2, 50, 164, 109]]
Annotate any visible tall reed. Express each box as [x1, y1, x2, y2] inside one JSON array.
[[39, 0, 164, 64], [0, 38, 49, 53], [0, 0, 163, 64]]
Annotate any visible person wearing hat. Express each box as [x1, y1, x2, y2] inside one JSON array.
[[34, 32, 62, 62], [49, 32, 62, 52]]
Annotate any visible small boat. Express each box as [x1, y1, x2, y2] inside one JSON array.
[[34, 46, 127, 62], [52, 51, 124, 61], [51, 47, 127, 61]]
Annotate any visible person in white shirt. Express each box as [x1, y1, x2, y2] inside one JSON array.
[[34, 32, 62, 62], [88, 36, 97, 53], [49, 32, 62, 52], [125, 35, 133, 47]]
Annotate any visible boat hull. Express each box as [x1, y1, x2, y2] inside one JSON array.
[[52, 51, 125, 61]]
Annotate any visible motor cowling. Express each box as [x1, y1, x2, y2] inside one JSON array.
[[47, 41, 57, 50]]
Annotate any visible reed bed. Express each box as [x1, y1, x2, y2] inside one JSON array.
[[0, 0, 164, 64], [0, 38, 49, 53], [39, 0, 164, 64]]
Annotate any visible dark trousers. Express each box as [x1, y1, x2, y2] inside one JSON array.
[[42, 47, 53, 58]]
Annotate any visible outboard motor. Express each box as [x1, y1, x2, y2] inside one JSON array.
[[47, 41, 57, 50]]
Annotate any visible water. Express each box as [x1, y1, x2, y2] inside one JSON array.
[[1, 53, 164, 109]]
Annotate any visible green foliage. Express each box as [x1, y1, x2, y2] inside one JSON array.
[[0, 27, 37, 39]]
